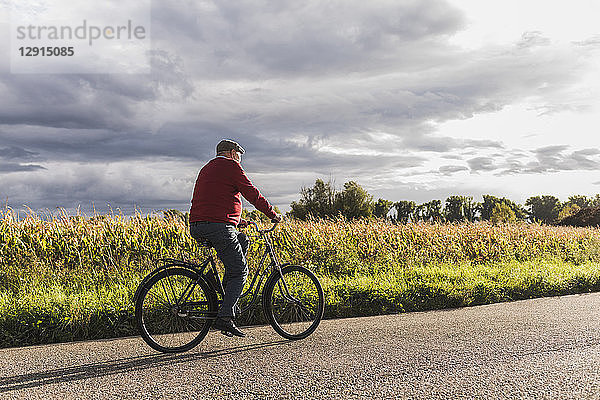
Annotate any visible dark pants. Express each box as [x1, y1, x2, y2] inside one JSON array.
[[189, 222, 249, 318]]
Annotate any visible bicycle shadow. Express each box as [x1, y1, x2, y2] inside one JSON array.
[[0, 339, 288, 393]]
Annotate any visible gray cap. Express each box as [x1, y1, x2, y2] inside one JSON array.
[[216, 139, 245, 154]]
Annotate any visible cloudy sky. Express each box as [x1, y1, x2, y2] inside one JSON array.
[[1, 0, 599, 215]]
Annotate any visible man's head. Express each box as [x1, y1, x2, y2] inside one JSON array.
[[216, 139, 245, 162]]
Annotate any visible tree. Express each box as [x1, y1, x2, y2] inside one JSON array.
[[591, 194, 600, 208], [480, 195, 503, 221], [444, 196, 477, 222], [393, 200, 416, 223], [335, 181, 374, 219], [444, 196, 463, 222], [565, 195, 590, 209], [373, 198, 394, 219], [422, 200, 443, 222], [463, 197, 479, 222], [412, 203, 425, 222], [289, 179, 336, 219], [558, 203, 581, 221], [510, 202, 529, 220], [490, 202, 516, 224], [525, 195, 561, 224], [288, 179, 375, 220], [480, 195, 527, 221]]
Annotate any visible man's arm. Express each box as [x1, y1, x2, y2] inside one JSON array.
[[232, 164, 277, 220]]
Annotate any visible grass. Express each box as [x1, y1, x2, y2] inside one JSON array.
[[1, 209, 600, 347], [321, 258, 600, 318]]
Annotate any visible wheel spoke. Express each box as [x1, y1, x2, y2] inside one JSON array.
[[160, 280, 172, 306], [136, 268, 216, 352], [265, 266, 324, 339]]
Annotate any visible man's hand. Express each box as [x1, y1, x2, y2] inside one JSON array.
[[238, 219, 250, 228], [271, 214, 283, 223]]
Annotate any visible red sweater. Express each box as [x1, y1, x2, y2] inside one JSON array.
[[189, 157, 276, 225]]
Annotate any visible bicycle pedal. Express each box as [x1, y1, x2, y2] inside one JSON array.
[[221, 330, 234, 337]]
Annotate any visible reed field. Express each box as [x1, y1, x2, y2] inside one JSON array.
[[1, 208, 600, 348]]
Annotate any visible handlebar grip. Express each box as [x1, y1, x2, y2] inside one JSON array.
[[247, 220, 279, 234], [265, 221, 279, 233]]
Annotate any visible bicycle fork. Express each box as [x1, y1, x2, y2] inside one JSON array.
[[273, 267, 302, 304], [272, 266, 315, 318]]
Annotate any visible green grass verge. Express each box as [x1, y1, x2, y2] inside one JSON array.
[[322, 258, 600, 318], [1, 257, 599, 348]]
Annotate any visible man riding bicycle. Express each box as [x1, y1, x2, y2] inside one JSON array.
[[189, 139, 282, 337]]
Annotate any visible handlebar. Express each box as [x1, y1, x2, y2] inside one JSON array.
[[247, 220, 279, 234]]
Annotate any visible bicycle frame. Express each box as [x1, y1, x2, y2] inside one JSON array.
[[158, 222, 289, 319], [238, 222, 308, 313], [236, 221, 284, 314]]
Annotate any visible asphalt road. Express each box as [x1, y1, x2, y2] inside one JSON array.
[[2, 293, 600, 399]]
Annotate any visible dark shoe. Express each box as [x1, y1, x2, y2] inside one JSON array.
[[213, 317, 246, 338]]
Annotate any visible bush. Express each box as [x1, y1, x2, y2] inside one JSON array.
[[558, 206, 600, 227], [490, 202, 517, 224]]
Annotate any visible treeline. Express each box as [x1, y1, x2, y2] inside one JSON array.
[[288, 179, 600, 225]]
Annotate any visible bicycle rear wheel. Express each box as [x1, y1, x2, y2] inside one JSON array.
[[135, 267, 216, 353], [263, 265, 324, 340]]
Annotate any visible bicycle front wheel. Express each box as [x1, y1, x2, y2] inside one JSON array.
[[263, 265, 324, 340], [135, 267, 216, 353]]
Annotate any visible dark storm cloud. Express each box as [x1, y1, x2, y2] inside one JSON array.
[[1, 0, 586, 159], [1, 0, 598, 212], [0, 120, 231, 164], [150, 0, 466, 77], [0, 163, 45, 172], [0, 122, 426, 175], [0, 146, 45, 172], [0, 50, 192, 131], [0, 146, 38, 160], [0, 164, 187, 213], [0, 75, 141, 130]]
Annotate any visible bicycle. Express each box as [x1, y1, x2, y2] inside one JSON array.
[[134, 222, 325, 353]]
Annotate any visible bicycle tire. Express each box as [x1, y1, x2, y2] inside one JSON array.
[[263, 265, 324, 340], [135, 267, 217, 353]]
